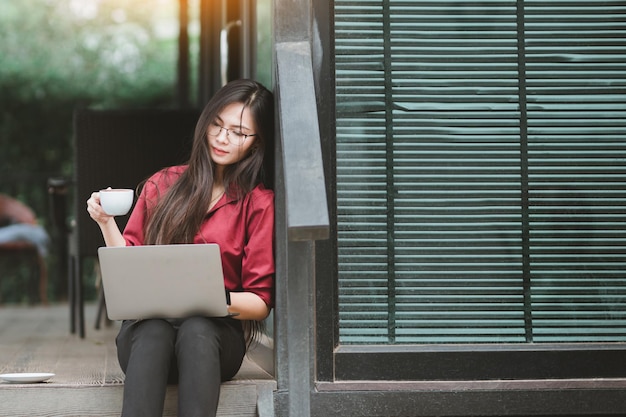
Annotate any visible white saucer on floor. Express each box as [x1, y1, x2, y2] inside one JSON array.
[[0, 373, 55, 383]]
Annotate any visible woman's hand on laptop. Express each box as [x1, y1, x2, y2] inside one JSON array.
[[227, 291, 271, 321]]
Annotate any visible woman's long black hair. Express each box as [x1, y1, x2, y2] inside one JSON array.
[[144, 79, 274, 245]]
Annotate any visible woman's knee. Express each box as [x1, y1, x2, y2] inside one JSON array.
[[133, 319, 176, 340], [177, 317, 220, 343], [116, 319, 176, 373]]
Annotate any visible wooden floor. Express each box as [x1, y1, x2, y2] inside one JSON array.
[[0, 303, 123, 385], [0, 303, 275, 416]]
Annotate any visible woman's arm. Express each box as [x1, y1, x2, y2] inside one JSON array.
[[228, 291, 271, 321], [236, 188, 275, 321], [86, 191, 126, 247]]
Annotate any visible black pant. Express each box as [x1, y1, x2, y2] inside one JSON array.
[[116, 317, 246, 417]]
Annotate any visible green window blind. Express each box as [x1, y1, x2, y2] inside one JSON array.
[[526, 1, 626, 342], [335, 0, 626, 344]]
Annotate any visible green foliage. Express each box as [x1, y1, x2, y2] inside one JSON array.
[[0, 0, 178, 105]]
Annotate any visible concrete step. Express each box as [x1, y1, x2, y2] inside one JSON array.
[[0, 304, 276, 417], [0, 378, 276, 417]]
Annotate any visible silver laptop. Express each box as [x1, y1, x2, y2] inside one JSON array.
[[97, 244, 230, 320]]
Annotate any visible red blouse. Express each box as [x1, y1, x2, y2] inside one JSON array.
[[122, 165, 275, 308]]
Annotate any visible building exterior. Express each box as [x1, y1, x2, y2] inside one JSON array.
[[202, 0, 626, 415]]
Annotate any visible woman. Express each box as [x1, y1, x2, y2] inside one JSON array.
[[87, 79, 275, 417]]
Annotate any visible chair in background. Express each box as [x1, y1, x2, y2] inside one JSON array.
[[0, 194, 49, 304], [70, 108, 198, 337]]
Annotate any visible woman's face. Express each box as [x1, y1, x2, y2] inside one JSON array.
[[207, 102, 258, 168]]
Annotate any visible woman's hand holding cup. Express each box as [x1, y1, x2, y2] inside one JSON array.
[[87, 188, 134, 224]]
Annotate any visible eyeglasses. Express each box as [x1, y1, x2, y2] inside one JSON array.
[[207, 122, 256, 145]]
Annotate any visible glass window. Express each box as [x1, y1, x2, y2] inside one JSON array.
[[335, 0, 626, 345]]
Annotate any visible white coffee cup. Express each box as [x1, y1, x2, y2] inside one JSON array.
[[99, 188, 134, 216]]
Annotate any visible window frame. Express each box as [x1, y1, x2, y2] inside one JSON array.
[[316, 0, 626, 385]]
